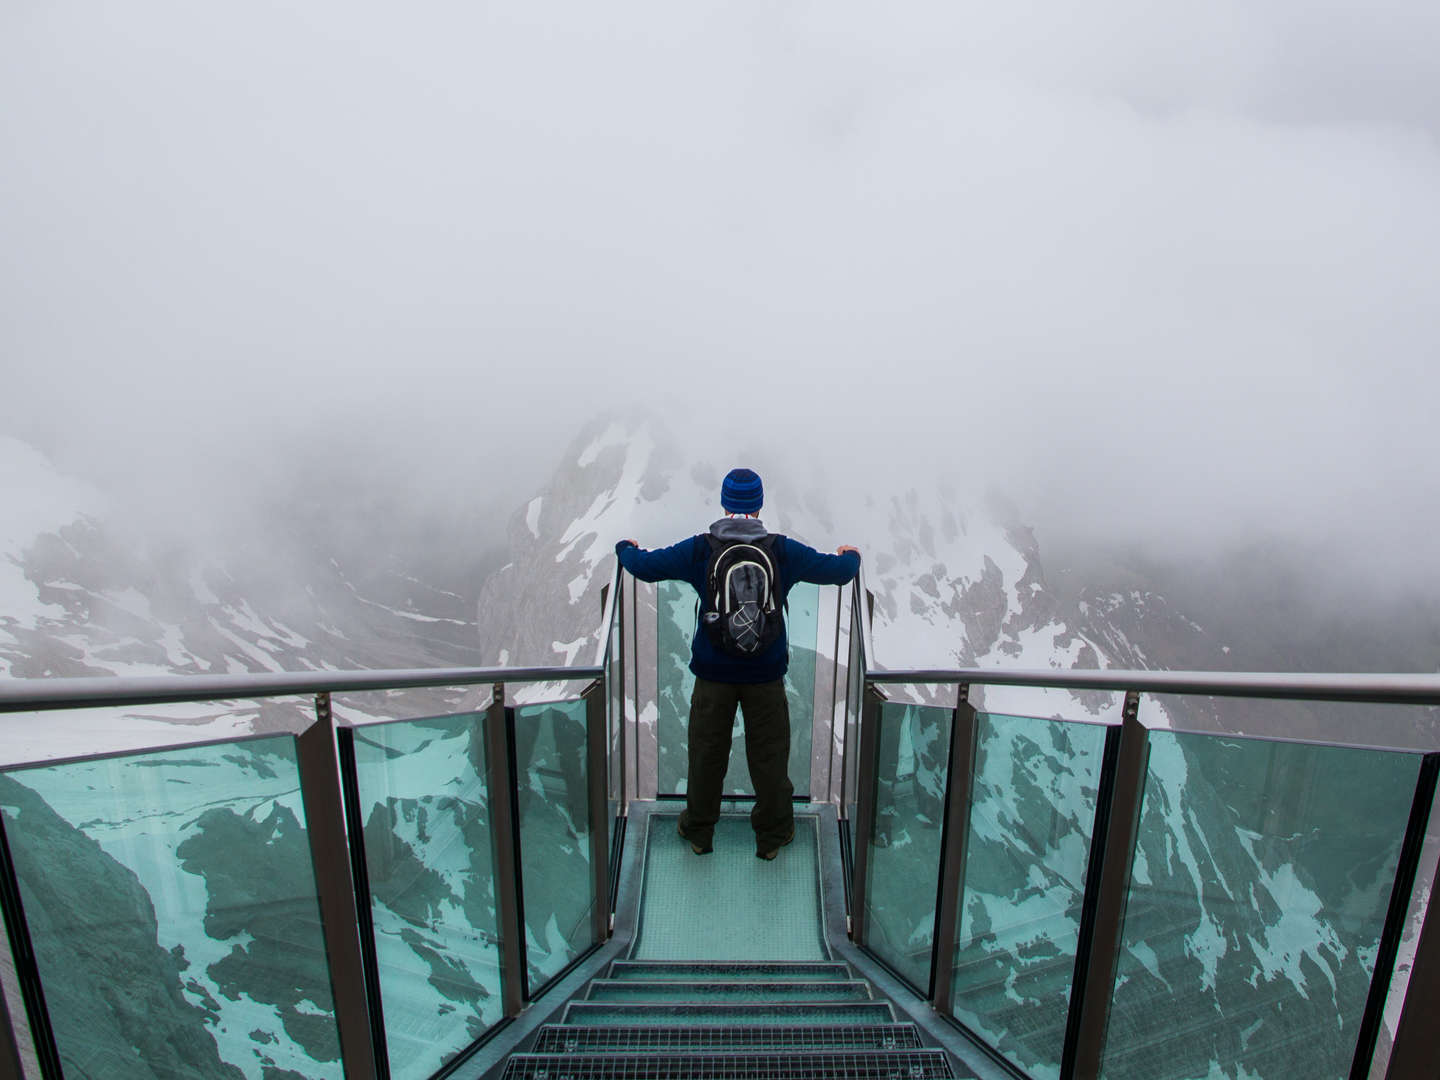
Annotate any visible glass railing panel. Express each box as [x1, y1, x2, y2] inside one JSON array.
[[0, 736, 343, 1078], [948, 712, 1109, 1080], [785, 582, 820, 797], [347, 712, 502, 1080], [655, 579, 693, 794], [864, 700, 953, 991], [1101, 731, 1423, 1080], [655, 580, 819, 799], [842, 589, 865, 826], [513, 699, 595, 992]]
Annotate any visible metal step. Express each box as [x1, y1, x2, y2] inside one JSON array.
[[607, 960, 853, 982], [585, 979, 872, 1004], [531, 1022, 925, 1052], [561, 1002, 896, 1027], [500, 1049, 958, 1079]]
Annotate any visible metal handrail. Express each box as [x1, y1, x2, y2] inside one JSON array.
[[0, 664, 605, 714], [865, 666, 1440, 706]]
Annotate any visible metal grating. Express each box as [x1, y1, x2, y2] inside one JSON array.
[[560, 1002, 896, 1027], [608, 961, 853, 982], [531, 1023, 925, 1052], [634, 815, 827, 962], [585, 980, 873, 1003], [500, 1049, 956, 1079]]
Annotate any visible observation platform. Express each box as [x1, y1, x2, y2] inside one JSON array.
[[0, 564, 1436, 1080]]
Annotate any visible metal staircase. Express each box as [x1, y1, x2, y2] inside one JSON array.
[[499, 960, 959, 1079], [488, 809, 967, 1079]]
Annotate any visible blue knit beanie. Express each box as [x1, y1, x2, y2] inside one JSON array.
[[721, 468, 763, 514]]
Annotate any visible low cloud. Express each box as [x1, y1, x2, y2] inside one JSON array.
[[2, 1, 1436, 595]]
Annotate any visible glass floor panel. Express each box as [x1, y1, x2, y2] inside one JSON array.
[[632, 814, 827, 962]]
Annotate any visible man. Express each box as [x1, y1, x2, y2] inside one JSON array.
[[616, 468, 860, 859]]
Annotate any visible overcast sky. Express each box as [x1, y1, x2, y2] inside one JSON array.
[[3, 1, 1438, 588]]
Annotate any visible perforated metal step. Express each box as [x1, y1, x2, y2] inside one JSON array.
[[561, 1002, 896, 1027], [500, 1049, 957, 1079], [585, 979, 872, 1003], [531, 1022, 925, 1052], [608, 961, 853, 982]]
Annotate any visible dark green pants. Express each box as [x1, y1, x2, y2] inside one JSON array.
[[679, 676, 794, 852]]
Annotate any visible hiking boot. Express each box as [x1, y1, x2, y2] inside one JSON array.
[[677, 818, 712, 855], [756, 823, 796, 861]]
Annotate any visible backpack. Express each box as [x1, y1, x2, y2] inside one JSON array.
[[701, 534, 785, 657]]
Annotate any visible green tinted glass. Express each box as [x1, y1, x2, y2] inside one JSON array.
[[842, 593, 865, 823], [949, 712, 1109, 1080], [348, 713, 503, 1080], [0, 737, 343, 1078], [514, 699, 595, 990], [864, 701, 953, 991], [1102, 732, 1421, 1080], [656, 580, 818, 798]]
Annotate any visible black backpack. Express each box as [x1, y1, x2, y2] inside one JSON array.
[[701, 534, 785, 657]]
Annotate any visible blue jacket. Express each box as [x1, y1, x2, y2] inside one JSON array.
[[616, 517, 860, 684]]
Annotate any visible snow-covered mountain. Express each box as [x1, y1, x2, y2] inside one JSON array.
[[475, 415, 1232, 726], [0, 435, 492, 759]]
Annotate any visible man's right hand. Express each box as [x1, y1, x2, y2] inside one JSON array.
[[837, 545, 860, 557]]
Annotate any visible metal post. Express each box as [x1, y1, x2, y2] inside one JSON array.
[[825, 584, 843, 804], [483, 684, 527, 1016], [849, 682, 885, 944], [1364, 753, 1439, 1079], [0, 974, 24, 1080], [334, 726, 392, 1079], [296, 693, 380, 1080], [617, 578, 630, 816], [1387, 801, 1440, 1078], [583, 681, 612, 944], [1064, 690, 1149, 1080], [930, 684, 978, 1013], [0, 818, 59, 1079], [629, 576, 640, 803]]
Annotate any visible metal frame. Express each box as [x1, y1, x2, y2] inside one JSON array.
[[483, 684, 527, 1016], [296, 693, 380, 1080], [930, 684, 978, 1015], [583, 681, 612, 944], [865, 667, 1440, 707], [1350, 752, 1440, 1078], [0, 971, 24, 1080], [848, 682, 885, 945], [1387, 794, 1440, 1079], [1063, 690, 1147, 1080], [629, 576, 640, 807], [617, 575, 631, 817], [0, 664, 605, 715], [335, 723, 393, 1079], [0, 816, 60, 1079]]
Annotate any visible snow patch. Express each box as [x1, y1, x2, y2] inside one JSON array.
[[552, 636, 586, 666], [567, 573, 588, 605]]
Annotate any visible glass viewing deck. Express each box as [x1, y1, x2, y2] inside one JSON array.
[[0, 565, 1436, 1079]]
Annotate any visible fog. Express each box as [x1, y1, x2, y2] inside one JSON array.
[[3, 1, 1438, 599]]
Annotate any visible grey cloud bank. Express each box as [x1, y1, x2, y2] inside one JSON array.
[[2, 1, 1437, 596]]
